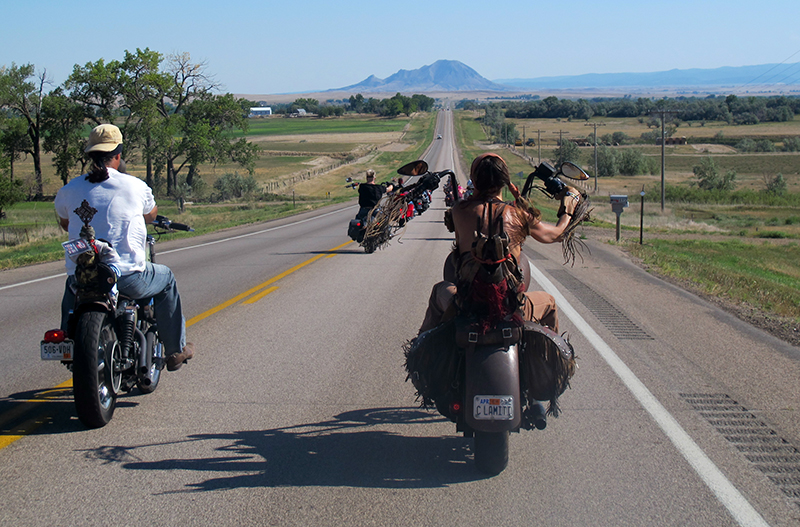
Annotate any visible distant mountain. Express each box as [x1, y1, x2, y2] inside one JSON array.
[[495, 63, 800, 90], [336, 60, 512, 93]]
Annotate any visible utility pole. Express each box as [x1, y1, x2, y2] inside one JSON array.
[[650, 109, 679, 211], [522, 125, 526, 157], [530, 129, 544, 163], [585, 122, 606, 193], [525, 129, 546, 164]]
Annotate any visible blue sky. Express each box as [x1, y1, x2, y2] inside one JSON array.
[[2, 0, 800, 95]]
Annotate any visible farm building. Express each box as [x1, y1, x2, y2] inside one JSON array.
[[656, 137, 687, 145], [249, 107, 272, 117]]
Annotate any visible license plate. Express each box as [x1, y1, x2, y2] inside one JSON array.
[[41, 340, 74, 361], [473, 395, 514, 420], [62, 238, 92, 258]]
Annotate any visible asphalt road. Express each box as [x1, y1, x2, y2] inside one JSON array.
[[1, 110, 800, 526]]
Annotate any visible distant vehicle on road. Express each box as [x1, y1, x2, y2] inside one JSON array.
[[437, 134, 442, 139]]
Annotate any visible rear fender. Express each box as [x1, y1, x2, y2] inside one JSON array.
[[464, 343, 521, 432], [68, 301, 114, 338]]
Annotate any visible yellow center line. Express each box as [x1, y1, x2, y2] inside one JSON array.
[[242, 286, 279, 305], [186, 240, 351, 326], [0, 379, 72, 447]]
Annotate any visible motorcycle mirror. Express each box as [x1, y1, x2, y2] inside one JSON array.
[[559, 161, 590, 181], [398, 160, 428, 176]]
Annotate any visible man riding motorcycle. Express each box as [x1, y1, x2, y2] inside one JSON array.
[[54, 124, 194, 371], [356, 169, 393, 220]]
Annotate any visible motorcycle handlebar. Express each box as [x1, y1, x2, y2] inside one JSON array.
[[151, 215, 193, 232], [402, 169, 452, 196], [169, 222, 193, 232]]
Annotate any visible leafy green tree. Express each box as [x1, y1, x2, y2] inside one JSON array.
[[0, 115, 32, 180], [348, 94, 365, 113], [692, 157, 736, 191], [179, 92, 259, 185], [596, 145, 618, 177], [0, 173, 24, 218], [0, 63, 49, 197], [41, 88, 87, 185], [763, 173, 787, 195], [783, 137, 800, 152], [617, 148, 653, 176], [552, 139, 581, 165]]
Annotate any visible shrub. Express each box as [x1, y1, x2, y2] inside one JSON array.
[[692, 157, 737, 191], [213, 173, 259, 201], [783, 137, 800, 152], [764, 173, 787, 196]]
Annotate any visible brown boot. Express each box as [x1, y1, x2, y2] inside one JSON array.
[[167, 343, 195, 371]]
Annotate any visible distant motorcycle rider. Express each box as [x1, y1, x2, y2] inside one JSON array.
[[356, 169, 393, 220], [55, 124, 195, 371]]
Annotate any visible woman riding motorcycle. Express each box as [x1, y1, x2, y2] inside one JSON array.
[[418, 152, 581, 335]]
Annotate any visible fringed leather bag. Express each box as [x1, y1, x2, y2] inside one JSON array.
[[520, 322, 576, 418]]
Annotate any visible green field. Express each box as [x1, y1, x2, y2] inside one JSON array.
[[233, 115, 410, 137]]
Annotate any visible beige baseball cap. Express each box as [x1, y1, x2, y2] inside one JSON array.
[[85, 124, 123, 153]]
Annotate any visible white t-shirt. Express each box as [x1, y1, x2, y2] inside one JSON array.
[[55, 168, 156, 276]]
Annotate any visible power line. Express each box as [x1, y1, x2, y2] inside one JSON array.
[[772, 64, 800, 86], [740, 48, 800, 88], [751, 61, 800, 88]]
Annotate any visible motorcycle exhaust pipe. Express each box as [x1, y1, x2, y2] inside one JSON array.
[[531, 402, 547, 430], [135, 328, 152, 385]]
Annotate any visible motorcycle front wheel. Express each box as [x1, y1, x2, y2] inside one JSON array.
[[72, 311, 119, 428], [474, 431, 509, 475]]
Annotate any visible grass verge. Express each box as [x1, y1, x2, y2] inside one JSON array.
[[625, 238, 800, 343]]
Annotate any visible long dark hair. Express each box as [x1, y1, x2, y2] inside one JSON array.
[[469, 153, 541, 227], [86, 145, 122, 183]]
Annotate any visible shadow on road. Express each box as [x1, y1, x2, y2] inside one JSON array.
[[81, 407, 488, 490], [0, 386, 140, 437]]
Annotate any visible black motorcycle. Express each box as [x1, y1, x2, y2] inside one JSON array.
[[347, 161, 448, 253], [41, 207, 192, 428]]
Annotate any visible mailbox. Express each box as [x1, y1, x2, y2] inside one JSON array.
[[610, 195, 629, 214]]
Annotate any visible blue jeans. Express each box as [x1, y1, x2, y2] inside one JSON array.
[[61, 262, 187, 356]]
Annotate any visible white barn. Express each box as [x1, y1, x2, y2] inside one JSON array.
[[249, 107, 272, 117]]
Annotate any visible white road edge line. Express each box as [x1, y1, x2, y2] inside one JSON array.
[[0, 206, 353, 292], [529, 261, 770, 527]]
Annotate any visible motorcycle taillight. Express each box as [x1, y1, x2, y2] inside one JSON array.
[[450, 402, 462, 414], [43, 329, 66, 343]]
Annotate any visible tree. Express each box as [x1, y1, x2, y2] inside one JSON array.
[[617, 148, 653, 176], [763, 173, 787, 196], [178, 92, 259, 186], [41, 88, 87, 185], [692, 157, 736, 191], [0, 114, 32, 180], [0, 172, 25, 218], [552, 139, 581, 165], [783, 137, 800, 152], [66, 49, 258, 198], [0, 64, 49, 197], [596, 145, 618, 177]]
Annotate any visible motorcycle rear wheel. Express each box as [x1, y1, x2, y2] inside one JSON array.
[[474, 431, 509, 475], [72, 311, 118, 428]]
